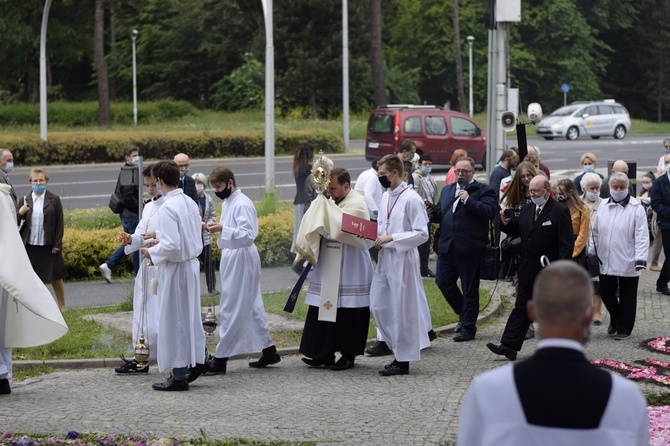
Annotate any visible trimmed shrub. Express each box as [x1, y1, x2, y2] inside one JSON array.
[[0, 131, 343, 165], [255, 210, 294, 267]]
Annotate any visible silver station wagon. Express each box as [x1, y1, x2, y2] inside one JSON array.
[[536, 100, 631, 141]]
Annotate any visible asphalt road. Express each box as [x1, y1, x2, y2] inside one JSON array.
[[6, 135, 667, 209]]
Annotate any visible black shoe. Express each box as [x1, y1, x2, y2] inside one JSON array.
[[205, 357, 227, 375], [366, 341, 392, 357], [657, 286, 670, 296], [187, 362, 209, 383], [249, 346, 281, 368], [486, 342, 517, 360], [152, 374, 189, 391], [301, 357, 335, 367], [330, 356, 355, 371], [453, 332, 475, 342], [525, 328, 535, 340], [428, 330, 437, 342], [613, 332, 630, 340], [607, 325, 618, 336], [454, 322, 462, 333], [115, 356, 149, 374], [422, 270, 436, 278], [0, 378, 10, 395], [379, 361, 409, 376]]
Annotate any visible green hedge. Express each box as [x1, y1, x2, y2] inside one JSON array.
[[62, 209, 295, 280], [0, 100, 198, 126], [0, 131, 343, 165]]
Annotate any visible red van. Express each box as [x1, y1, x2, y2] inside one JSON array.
[[365, 105, 487, 166]]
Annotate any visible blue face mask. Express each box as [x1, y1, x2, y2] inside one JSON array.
[[421, 167, 431, 175], [32, 184, 46, 194], [531, 196, 547, 207], [583, 165, 595, 173], [131, 156, 140, 165], [5, 162, 13, 173]]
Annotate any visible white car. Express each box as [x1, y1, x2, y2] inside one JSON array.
[[536, 100, 631, 141]]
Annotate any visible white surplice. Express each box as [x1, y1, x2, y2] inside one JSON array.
[[147, 189, 205, 371], [124, 196, 164, 360], [304, 190, 373, 309], [0, 184, 68, 382], [215, 189, 273, 358], [370, 183, 430, 362]]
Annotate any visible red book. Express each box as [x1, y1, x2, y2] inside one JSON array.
[[342, 213, 378, 240]]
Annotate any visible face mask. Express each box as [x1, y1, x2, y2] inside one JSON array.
[[157, 188, 164, 196], [32, 184, 46, 194], [610, 189, 628, 202], [378, 174, 392, 189], [665, 163, 670, 172], [131, 156, 140, 165], [5, 162, 13, 173], [509, 169, 516, 178], [643, 182, 653, 191], [215, 186, 232, 200], [583, 165, 594, 173], [586, 191, 599, 202], [196, 184, 204, 194], [531, 195, 547, 207], [421, 167, 431, 175], [665, 147, 670, 153]]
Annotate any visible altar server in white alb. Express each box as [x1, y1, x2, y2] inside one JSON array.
[[295, 167, 373, 371], [457, 261, 648, 446], [0, 182, 68, 395], [115, 164, 164, 374], [142, 161, 207, 391], [204, 166, 280, 375], [370, 154, 430, 376]]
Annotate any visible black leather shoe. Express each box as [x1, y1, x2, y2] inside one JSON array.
[[330, 356, 355, 371], [187, 362, 209, 383], [379, 362, 409, 376], [249, 346, 281, 368], [486, 342, 517, 360], [152, 375, 189, 391], [205, 357, 227, 375], [422, 269, 436, 278], [365, 341, 392, 356], [301, 357, 335, 367], [0, 378, 10, 395], [657, 286, 670, 296], [607, 325, 617, 336], [453, 332, 475, 342], [454, 322, 462, 333], [428, 330, 437, 342]]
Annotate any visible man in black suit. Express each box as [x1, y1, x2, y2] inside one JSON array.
[[487, 176, 574, 359], [174, 153, 199, 203], [458, 261, 649, 444], [432, 157, 498, 342]]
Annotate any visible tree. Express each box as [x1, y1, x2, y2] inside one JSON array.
[[452, 0, 465, 113], [93, 0, 111, 126], [370, 0, 387, 106]]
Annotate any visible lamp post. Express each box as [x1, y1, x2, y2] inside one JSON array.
[[466, 35, 475, 118], [131, 29, 138, 126], [39, 0, 53, 141]]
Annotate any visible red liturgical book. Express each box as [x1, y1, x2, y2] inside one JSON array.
[[342, 213, 378, 240]]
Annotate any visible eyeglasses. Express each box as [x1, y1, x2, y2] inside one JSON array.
[[528, 188, 546, 195], [453, 169, 473, 175]]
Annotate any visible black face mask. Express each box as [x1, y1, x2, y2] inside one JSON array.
[[378, 175, 392, 189], [215, 187, 232, 200]]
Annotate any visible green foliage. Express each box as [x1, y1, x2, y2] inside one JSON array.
[[0, 100, 198, 126], [63, 228, 135, 279], [65, 207, 121, 230], [255, 192, 280, 217], [255, 210, 294, 267], [211, 53, 265, 111]]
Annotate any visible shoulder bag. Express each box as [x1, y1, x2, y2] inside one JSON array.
[[108, 181, 125, 214]]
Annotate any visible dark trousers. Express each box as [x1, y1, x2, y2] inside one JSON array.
[[107, 214, 140, 274], [600, 274, 639, 335], [657, 229, 670, 288], [500, 279, 533, 351], [435, 249, 481, 336], [418, 223, 432, 275], [199, 243, 216, 293]]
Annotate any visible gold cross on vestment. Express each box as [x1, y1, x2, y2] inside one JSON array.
[[324, 300, 333, 310]]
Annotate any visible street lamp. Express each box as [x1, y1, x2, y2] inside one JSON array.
[[466, 35, 475, 118], [131, 29, 138, 126]]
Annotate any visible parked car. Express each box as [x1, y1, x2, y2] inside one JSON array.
[[365, 105, 487, 166], [536, 100, 631, 141]]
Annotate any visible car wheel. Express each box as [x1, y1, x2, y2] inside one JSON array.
[[614, 125, 626, 139], [543, 137, 554, 140], [590, 136, 600, 139], [566, 126, 579, 140]]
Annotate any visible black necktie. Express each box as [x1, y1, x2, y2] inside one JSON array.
[[535, 207, 541, 221]]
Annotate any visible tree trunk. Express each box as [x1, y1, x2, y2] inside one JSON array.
[[370, 0, 387, 106], [452, 0, 466, 113], [108, 0, 116, 100], [94, 0, 111, 126]]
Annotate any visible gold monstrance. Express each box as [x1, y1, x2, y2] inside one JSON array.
[[311, 150, 331, 193]]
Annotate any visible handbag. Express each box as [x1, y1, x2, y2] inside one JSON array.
[[582, 222, 600, 278], [108, 181, 124, 214], [480, 220, 500, 280]]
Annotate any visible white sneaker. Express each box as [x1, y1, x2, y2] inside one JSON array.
[[99, 263, 112, 283]]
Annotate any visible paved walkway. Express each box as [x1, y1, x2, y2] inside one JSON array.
[[2, 268, 670, 445]]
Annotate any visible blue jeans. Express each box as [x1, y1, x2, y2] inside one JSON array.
[[106, 215, 140, 274], [172, 367, 188, 381]]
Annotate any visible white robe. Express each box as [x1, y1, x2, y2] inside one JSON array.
[[370, 183, 430, 362], [147, 189, 205, 371], [124, 196, 164, 360], [0, 183, 68, 381], [215, 189, 273, 358], [304, 191, 373, 309]]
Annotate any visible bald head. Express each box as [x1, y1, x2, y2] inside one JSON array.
[[612, 160, 628, 174], [527, 145, 541, 158], [174, 153, 190, 176]]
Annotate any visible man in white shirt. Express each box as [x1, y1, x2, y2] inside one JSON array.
[[458, 261, 648, 446]]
